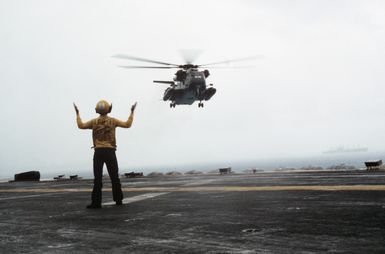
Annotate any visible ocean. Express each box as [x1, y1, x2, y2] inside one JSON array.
[[1, 151, 383, 181]]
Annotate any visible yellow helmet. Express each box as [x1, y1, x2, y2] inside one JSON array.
[[95, 100, 112, 115]]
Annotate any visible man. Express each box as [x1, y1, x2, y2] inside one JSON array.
[[74, 100, 137, 209]]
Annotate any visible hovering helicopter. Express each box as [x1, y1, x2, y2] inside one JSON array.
[[113, 53, 260, 108]]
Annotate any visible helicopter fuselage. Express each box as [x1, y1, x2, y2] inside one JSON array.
[[159, 68, 216, 108], [115, 53, 259, 108]]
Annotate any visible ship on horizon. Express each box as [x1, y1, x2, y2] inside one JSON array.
[[323, 146, 368, 154]]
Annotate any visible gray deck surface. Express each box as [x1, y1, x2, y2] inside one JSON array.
[[1, 171, 385, 253]]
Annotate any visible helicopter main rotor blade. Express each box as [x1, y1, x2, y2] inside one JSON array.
[[208, 65, 255, 69], [118, 65, 177, 69], [113, 54, 180, 67], [199, 55, 264, 67]]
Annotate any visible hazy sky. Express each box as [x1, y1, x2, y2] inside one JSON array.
[[1, 0, 384, 177]]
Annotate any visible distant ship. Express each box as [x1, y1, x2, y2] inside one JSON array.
[[323, 146, 368, 154]]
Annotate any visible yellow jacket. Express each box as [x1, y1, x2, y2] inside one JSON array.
[[76, 114, 134, 149]]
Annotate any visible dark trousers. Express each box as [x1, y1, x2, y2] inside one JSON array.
[[92, 148, 123, 205]]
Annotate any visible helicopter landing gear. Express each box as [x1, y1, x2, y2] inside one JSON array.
[[170, 102, 176, 108], [198, 102, 204, 108]]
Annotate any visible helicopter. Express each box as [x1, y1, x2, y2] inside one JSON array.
[[113, 53, 260, 108]]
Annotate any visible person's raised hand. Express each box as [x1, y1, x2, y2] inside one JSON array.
[[73, 103, 79, 115], [131, 102, 137, 113]]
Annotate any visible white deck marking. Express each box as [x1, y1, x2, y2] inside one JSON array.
[[0, 193, 60, 201], [183, 179, 217, 186], [102, 179, 218, 206], [102, 192, 169, 206]]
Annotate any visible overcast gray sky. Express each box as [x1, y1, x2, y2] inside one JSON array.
[[1, 0, 384, 177]]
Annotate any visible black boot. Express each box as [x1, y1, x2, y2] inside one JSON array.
[[115, 200, 123, 206], [86, 203, 101, 209]]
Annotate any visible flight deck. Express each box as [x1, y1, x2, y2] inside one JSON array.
[[1, 171, 385, 253]]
